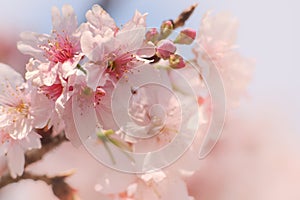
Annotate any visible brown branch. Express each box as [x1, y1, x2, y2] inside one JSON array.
[[0, 131, 68, 189], [25, 132, 68, 168], [147, 4, 198, 64], [0, 172, 52, 188], [173, 3, 198, 29], [0, 171, 76, 200], [51, 172, 78, 200]]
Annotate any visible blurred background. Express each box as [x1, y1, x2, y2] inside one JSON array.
[[0, 0, 299, 199]]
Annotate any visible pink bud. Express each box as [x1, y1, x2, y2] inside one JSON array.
[[160, 20, 174, 39], [169, 54, 186, 69], [156, 39, 177, 60], [174, 28, 196, 45], [146, 28, 159, 43]]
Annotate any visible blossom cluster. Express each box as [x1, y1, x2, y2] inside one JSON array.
[[0, 4, 253, 199]]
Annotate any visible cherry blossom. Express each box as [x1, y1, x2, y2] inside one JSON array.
[[194, 11, 254, 108], [81, 5, 154, 86], [0, 64, 45, 178], [194, 11, 239, 63], [18, 5, 82, 87], [0, 131, 41, 178], [0, 4, 259, 200]]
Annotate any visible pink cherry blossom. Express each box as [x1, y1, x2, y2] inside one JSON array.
[[0, 64, 50, 139], [194, 11, 239, 63], [18, 5, 82, 87], [0, 4, 261, 200], [0, 63, 58, 179], [81, 5, 154, 85], [124, 83, 182, 153], [64, 78, 117, 146], [0, 131, 41, 178], [218, 52, 254, 108], [194, 11, 254, 108]]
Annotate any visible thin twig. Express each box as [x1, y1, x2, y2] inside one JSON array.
[[173, 3, 198, 29], [148, 4, 198, 64]]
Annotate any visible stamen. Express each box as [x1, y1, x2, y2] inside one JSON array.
[[43, 33, 77, 63]]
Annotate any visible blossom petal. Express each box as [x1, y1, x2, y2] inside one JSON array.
[[0, 63, 24, 93], [85, 5, 116, 31], [72, 92, 97, 142], [7, 144, 25, 178], [20, 132, 42, 150], [52, 5, 78, 34], [17, 32, 48, 60]]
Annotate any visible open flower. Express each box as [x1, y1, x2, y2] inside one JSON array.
[[18, 5, 82, 87], [81, 5, 155, 86], [0, 64, 51, 139], [194, 11, 254, 108], [0, 63, 45, 178], [0, 131, 41, 178], [194, 11, 239, 63]]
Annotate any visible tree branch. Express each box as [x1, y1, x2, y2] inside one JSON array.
[[0, 171, 77, 200], [25, 132, 68, 168], [0, 131, 68, 189], [0, 172, 52, 188], [148, 4, 198, 64], [173, 3, 198, 29]]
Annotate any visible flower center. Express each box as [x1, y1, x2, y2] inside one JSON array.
[[43, 33, 77, 63], [4, 101, 30, 120], [106, 52, 135, 79], [15, 102, 29, 114], [40, 83, 63, 101]]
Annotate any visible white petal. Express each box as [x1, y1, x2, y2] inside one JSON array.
[[52, 5, 77, 34], [20, 132, 42, 150], [63, 100, 82, 147], [17, 32, 48, 59], [72, 92, 97, 143], [7, 144, 25, 178], [0, 63, 24, 93], [31, 93, 52, 129], [85, 5, 116, 30], [86, 63, 107, 91]]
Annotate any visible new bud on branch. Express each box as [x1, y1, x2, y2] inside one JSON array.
[[174, 28, 196, 44], [169, 54, 186, 69], [160, 20, 174, 39]]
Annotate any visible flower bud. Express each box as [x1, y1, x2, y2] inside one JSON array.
[[169, 54, 186, 69], [160, 20, 174, 39], [146, 28, 159, 43], [174, 28, 196, 45], [156, 39, 177, 60]]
